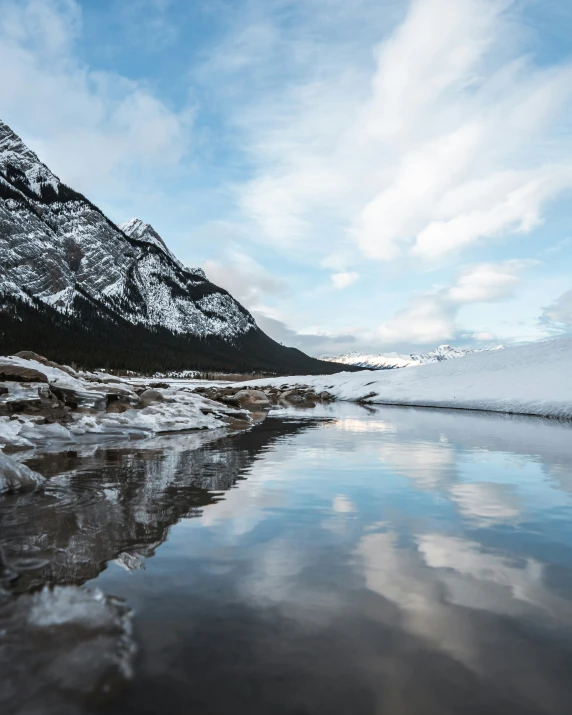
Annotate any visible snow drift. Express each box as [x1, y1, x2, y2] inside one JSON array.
[[239, 337, 572, 420]]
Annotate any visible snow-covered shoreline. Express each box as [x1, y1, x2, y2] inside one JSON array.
[[237, 337, 572, 421], [0, 352, 264, 491]]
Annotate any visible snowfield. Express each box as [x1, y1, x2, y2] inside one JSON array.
[[239, 337, 572, 420]]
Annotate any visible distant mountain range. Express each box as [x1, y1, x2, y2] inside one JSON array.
[[322, 344, 505, 370], [0, 118, 350, 375]]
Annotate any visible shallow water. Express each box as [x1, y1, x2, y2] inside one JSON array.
[[2, 403, 572, 714]]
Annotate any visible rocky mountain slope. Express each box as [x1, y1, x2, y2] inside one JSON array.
[[0, 118, 349, 374], [322, 344, 504, 370]]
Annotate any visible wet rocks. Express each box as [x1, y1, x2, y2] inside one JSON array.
[[0, 585, 136, 713], [138, 389, 165, 408], [193, 386, 272, 411], [232, 389, 271, 409], [0, 452, 45, 493]]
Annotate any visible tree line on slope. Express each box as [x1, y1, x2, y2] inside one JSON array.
[[0, 293, 356, 376]]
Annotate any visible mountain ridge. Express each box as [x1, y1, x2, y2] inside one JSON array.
[[322, 344, 505, 370], [0, 118, 352, 375]]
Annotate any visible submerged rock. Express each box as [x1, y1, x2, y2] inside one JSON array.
[[0, 452, 45, 493], [0, 585, 136, 713]]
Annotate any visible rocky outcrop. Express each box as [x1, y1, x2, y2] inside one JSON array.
[[194, 385, 335, 409], [0, 354, 258, 451]]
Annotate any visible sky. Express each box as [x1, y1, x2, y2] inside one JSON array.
[[1, 0, 572, 357]]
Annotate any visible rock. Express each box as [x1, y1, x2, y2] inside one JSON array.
[[0, 585, 136, 713], [0, 452, 45, 493], [232, 389, 271, 410], [138, 389, 165, 408], [149, 381, 170, 389], [0, 364, 49, 383], [279, 390, 305, 403], [13, 351, 78, 377], [106, 400, 131, 414], [13, 350, 49, 363]]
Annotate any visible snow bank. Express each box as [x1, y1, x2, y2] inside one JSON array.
[[239, 337, 572, 420]]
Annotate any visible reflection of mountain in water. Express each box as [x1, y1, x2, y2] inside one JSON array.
[[1, 417, 324, 592]]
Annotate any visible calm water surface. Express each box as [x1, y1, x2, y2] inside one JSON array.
[[2, 403, 572, 714]]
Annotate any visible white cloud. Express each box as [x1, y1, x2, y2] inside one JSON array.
[[203, 251, 285, 310], [216, 0, 572, 264], [331, 271, 359, 289], [0, 0, 191, 197], [377, 260, 529, 346], [471, 331, 497, 342], [540, 287, 572, 333]]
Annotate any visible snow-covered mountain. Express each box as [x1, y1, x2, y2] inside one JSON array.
[[0, 118, 254, 339], [0, 118, 345, 374], [322, 344, 504, 370]]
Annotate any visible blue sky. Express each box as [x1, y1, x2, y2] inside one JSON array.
[[1, 0, 572, 356]]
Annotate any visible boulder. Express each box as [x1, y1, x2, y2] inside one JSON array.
[[0, 452, 45, 493], [0, 365, 48, 383], [13, 351, 78, 377], [138, 389, 165, 408], [232, 389, 271, 410], [106, 400, 132, 414]]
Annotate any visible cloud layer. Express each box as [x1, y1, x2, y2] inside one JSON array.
[[0, 0, 191, 197], [225, 0, 572, 265]]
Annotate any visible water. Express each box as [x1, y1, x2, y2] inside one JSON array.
[[2, 402, 572, 714]]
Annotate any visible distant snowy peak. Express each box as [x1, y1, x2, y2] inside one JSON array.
[[323, 344, 505, 370]]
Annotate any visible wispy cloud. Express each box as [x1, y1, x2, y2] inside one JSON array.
[[206, 0, 572, 266], [377, 260, 533, 346], [0, 0, 192, 197]]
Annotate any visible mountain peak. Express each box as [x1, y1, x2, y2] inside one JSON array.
[[0, 119, 60, 198], [120, 218, 169, 252]]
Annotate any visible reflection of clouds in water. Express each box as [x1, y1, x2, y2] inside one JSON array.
[[332, 494, 356, 513], [238, 536, 342, 619], [378, 440, 456, 491], [199, 462, 285, 538], [370, 405, 572, 498], [357, 529, 572, 668], [449, 482, 522, 524], [331, 417, 395, 433]]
